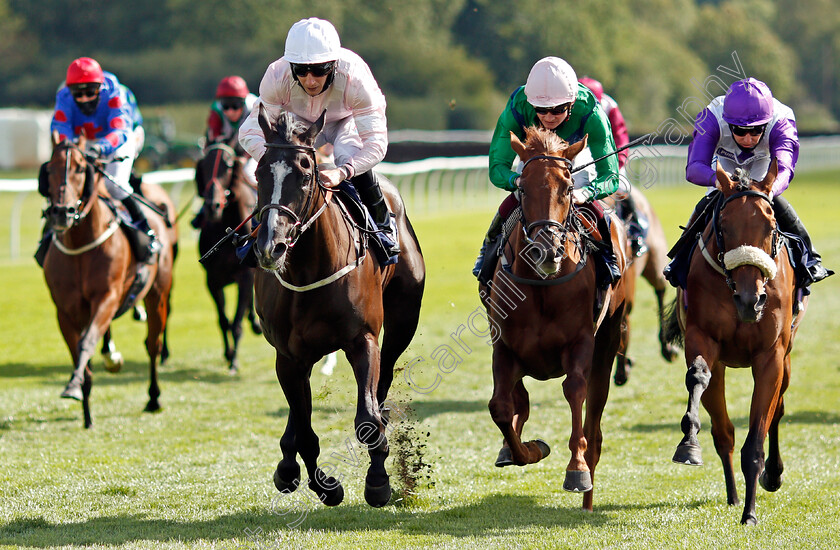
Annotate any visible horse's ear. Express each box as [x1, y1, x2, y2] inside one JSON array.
[[510, 131, 527, 160], [51, 130, 60, 147], [565, 134, 589, 160], [258, 103, 275, 141], [300, 110, 326, 146], [77, 134, 87, 150], [195, 159, 206, 194], [715, 161, 736, 195], [756, 158, 778, 196]]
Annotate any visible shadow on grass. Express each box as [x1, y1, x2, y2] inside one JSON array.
[[1, 492, 694, 546], [630, 409, 840, 433]]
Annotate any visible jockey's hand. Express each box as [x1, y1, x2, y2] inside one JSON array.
[[571, 188, 589, 205], [319, 167, 344, 188], [85, 142, 104, 159]]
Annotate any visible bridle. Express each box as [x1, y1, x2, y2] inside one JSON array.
[[200, 143, 237, 211], [258, 142, 330, 250], [47, 141, 97, 225], [710, 189, 781, 291]]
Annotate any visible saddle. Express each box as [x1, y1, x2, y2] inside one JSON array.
[[334, 181, 398, 267]]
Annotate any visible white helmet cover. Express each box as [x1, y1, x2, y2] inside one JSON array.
[[284, 17, 341, 64], [525, 57, 578, 108]]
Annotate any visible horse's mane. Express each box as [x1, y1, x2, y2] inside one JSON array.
[[523, 126, 569, 156], [271, 111, 309, 144]]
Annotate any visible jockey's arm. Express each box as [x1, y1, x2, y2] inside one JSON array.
[[488, 107, 524, 192], [768, 117, 799, 197], [685, 108, 720, 188], [580, 105, 620, 201]]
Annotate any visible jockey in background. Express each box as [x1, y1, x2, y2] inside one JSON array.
[[665, 77, 832, 293], [579, 76, 647, 257], [36, 57, 158, 266], [474, 56, 622, 288], [238, 17, 399, 258], [206, 75, 259, 187]]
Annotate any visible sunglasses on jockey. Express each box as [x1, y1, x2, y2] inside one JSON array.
[[70, 83, 101, 100], [533, 103, 572, 116], [730, 124, 766, 137], [290, 61, 335, 78], [221, 99, 245, 111]]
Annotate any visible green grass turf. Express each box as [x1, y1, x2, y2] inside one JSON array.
[[1, 171, 839, 549]]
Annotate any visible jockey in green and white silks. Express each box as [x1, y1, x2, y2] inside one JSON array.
[[475, 57, 621, 288]]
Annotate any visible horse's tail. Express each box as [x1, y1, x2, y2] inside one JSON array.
[[663, 297, 684, 348]]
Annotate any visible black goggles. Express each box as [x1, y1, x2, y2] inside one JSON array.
[[533, 103, 572, 116], [730, 124, 766, 137], [290, 62, 335, 78], [221, 100, 245, 111], [70, 84, 101, 99]]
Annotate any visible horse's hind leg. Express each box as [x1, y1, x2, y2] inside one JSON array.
[[655, 288, 679, 362], [228, 275, 254, 373], [379, 273, 424, 404], [760, 355, 789, 493], [143, 286, 170, 413], [700, 364, 738, 506], [276, 356, 344, 506], [101, 328, 124, 373], [82, 362, 93, 429], [209, 284, 234, 368], [614, 298, 633, 386]]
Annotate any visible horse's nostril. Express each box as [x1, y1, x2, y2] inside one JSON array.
[[756, 293, 767, 310], [273, 242, 287, 258]]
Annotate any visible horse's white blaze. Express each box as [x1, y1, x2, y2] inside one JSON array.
[[265, 160, 292, 246], [724, 245, 778, 279]]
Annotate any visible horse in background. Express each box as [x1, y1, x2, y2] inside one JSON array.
[[613, 185, 679, 385], [42, 132, 177, 428], [252, 107, 425, 507], [665, 160, 805, 524], [482, 127, 627, 512], [195, 138, 261, 373]]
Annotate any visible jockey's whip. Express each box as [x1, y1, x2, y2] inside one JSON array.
[[571, 134, 652, 174], [198, 210, 258, 264], [174, 191, 199, 223]]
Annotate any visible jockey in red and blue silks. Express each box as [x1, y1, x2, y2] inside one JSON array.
[[666, 77, 831, 290], [42, 57, 159, 264]]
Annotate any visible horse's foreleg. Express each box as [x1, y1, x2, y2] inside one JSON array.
[[82, 362, 93, 429], [561, 339, 596, 493], [673, 331, 718, 466], [228, 276, 254, 373], [276, 356, 343, 507], [61, 294, 120, 403], [274, 410, 301, 493], [656, 288, 679, 362], [740, 348, 786, 525], [760, 355, 789, 494], [347, 333, 391, 508], [700, 362, 738, 506], [209, 285, 232, 364], [614, 304, 632, 386], [489, 344, 548, 468]]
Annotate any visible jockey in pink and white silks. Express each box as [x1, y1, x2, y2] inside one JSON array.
[[665, 77, 832, 290], [239, 17, 399, 257]]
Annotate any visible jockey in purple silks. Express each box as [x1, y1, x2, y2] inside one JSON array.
[[665, 77, 832, 290]]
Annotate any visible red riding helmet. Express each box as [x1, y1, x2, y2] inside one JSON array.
[[66, 57, 105, 85], [216, 76, 249, 99]]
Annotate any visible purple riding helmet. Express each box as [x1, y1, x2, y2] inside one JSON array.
[[722, 78, 774, 126]]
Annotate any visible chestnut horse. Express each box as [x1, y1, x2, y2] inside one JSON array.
[[42, 133, 177, 428], [252, 108, 425, 507], [613, 186, 678, 385], [667, 161, 805, 524], [196, 141, 261, 373], [482, 127, 627, 512]]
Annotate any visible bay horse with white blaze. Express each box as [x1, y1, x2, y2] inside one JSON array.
[[252, 107, 425, 507], [196, 139, 262, 373], [666, 160, 804, 524], [42, 133, 177, 428], [613, 185, 679, 385], [482, 127, 627, 512]]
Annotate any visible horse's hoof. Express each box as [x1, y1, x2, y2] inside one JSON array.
[[563, 470, 593, 493], [759, 470, 783, 492], [273, 462, 301, 493], [614, 368, 628, 386], [672, 443, 703, 466], [102, 351, 123, 373], [495, 446, 513, 467], [364, 481, 392, 508], [144, 401, 162, 413], [251, 322, 263, 335], [61, 384, 83, 401], [533, 439, 551, 461], [228, 365, 239, 376], [662, 345, 679, 363], [308, 475, 344, 507], [741, 514, 758, 526]]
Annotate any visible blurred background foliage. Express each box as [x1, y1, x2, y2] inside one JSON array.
[[1, 0, 838, 135]]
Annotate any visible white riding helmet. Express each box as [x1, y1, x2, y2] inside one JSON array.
[[524, 57, 578, 108], [284, 17, 341, 64]]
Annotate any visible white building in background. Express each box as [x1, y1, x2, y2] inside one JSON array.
[[0, 109, 53, 169]]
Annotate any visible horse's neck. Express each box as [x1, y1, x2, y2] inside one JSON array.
[[292, 195, 352, 268]]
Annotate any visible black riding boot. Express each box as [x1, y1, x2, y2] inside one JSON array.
[[34, 222, 52, 268], [474, 211, 503, 284], [620, 191, 647, 257], [773, 196, 833, 284], [597, 215, 622, 289], [352, 171, 400, 256], [122, 195, 160, 264]]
